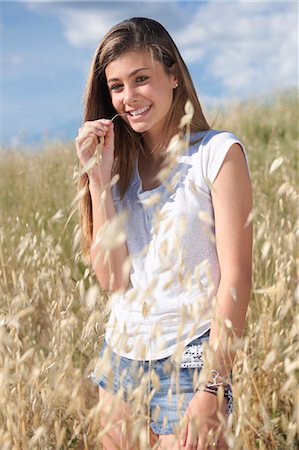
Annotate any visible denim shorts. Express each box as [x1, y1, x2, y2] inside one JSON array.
[[90, 330, 233, 435]]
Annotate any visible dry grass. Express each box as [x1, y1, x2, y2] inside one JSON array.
[[0, 90, 298, 449]]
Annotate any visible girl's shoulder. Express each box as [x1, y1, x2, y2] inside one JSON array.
[[189, 128, 247, 159], [190, 128, 243, 150], [186, 129, 250, 193]]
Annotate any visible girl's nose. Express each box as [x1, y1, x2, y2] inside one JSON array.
[[122, 86, 138, 106]]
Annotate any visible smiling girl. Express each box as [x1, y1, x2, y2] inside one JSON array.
[[76, 17, 252, 450]]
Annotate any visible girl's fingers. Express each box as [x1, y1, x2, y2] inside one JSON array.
[[83, 119, 112, 136], [179, 415, 188, 447], [78, 119, 112, 138], [76, 125, 110, 154], [77, 122, 114, 151], [75, 130, 97, 152], [184, 417, 200, 450], [85, 118, 112, 127], [102, 121, 114, 149], [77, 124, 108, 142]]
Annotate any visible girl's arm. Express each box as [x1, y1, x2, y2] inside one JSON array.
[[180, 143, 252, 449], [208, 142, 253, 375], [76, 119, 130, 292], [89, 180, 129, 292]]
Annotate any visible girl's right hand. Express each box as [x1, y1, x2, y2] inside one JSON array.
[[75, 118, 115, 185]]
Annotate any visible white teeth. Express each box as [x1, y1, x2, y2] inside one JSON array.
[[130, 106, 150, 116]]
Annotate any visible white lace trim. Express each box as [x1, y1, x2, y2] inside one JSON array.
[[180, 337, 209, 368]]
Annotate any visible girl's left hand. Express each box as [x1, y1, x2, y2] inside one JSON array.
[[179, 390, 228, 450]]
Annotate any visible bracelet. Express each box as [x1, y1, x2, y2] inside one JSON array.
[[207, 369, 230, 387], [196, 369, 230, 395], [202, 385, 218, 396], [196, 384, 218, 396]]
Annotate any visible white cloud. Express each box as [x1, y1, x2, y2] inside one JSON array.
[[0, 54, 24, 66], [25, 1, 190, 48], [10, 55, 24, 65], [60, 8, 118, 47], [174, 2, 298, 98]]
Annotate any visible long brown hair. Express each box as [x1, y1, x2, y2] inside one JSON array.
[[78, 17, 211, 262]]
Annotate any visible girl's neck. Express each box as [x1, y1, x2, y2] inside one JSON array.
[[142, 129, 173, 165], [142, 141, 166, 164]]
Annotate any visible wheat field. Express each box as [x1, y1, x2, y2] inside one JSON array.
[[0, 90, 298, 449]]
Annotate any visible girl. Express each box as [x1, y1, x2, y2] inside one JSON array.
[[76, 17, 252, 450]]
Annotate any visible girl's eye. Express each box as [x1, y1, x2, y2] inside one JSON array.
[[110, 84, 123, 92], [136, 76, 149, 83]]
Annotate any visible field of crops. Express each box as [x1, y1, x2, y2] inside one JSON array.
[[0, 90, 297, 449]]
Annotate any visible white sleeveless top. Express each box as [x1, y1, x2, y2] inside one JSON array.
[[105, 129, 250, 360]]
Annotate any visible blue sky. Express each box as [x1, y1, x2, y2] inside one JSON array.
[[0, 0, 298, 147]]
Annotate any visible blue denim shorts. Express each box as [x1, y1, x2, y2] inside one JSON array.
[[90, 330, 233, 435]]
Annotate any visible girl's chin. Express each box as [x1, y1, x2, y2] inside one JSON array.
[[129, 123, 151, 133]]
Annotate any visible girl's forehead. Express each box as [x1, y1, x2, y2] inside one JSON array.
[[105, 50, 160, 78], [112, 49, 152, 63]]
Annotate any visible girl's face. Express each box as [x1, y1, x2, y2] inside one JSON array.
[[105, 50, 177, 144]]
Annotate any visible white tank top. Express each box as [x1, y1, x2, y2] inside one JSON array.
[[105, 129, 250, 360]]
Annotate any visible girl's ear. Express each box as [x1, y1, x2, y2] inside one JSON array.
[[169, 63, 179, 87]]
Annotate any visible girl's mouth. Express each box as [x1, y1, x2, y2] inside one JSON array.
[[127, 105, 151, 117]]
